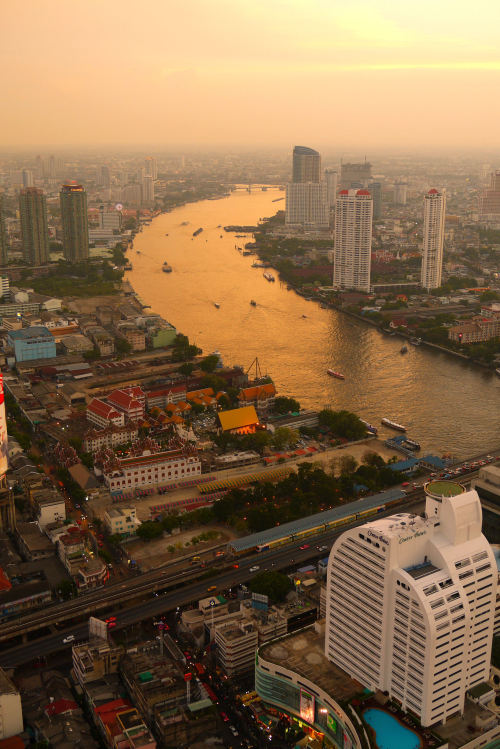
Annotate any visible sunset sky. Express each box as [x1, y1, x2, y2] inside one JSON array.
[[3, 0, 500, 150]]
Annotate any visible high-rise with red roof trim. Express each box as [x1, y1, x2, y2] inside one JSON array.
[[421, 188, 446, 290], [333, 188, 373, 292]]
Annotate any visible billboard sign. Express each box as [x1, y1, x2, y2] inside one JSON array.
[[299, 688, 315, 724], [0, 376, 8, 478]]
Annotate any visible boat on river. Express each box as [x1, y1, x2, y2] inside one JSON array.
[[263, 272, 275, 282], [124, 262, 133, 271], [162, 262, 172, 273], [381, 417, 407, 432], [360, 420, 378, 435], [403, 437, 421, 451], [400, 345, 408, 354], [214, 302, 220, 309], [250, 300, 257, 306], [193, 227, 203, 237], [327, 369, 345, 380]]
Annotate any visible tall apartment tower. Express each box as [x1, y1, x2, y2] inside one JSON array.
[[421, 188, 446, 290], [325, 485, 496, 727], [19, 187, 50, 265], [340, 161, 372, 188], [286, 146, 328, 229], [325, 169, 338, 209], [394, 181, 408, 205], [369, 181, 382, 219], [60, 183, 89, 262], [333, 189, 372, 291], [98, 165, 111, 188], [292, 146, 321, 183], [479, 170, 500, 227], [0, 194, 8, 266], [144, 156, 158, 180], [141, 175, 155, 205]]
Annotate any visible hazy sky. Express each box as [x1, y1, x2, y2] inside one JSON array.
[[3, 0, 500, 150]]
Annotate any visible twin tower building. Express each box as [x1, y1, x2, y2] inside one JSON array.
[[285, 145, 446, 293]]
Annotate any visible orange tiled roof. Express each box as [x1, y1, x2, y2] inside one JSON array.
[[238, 383, 276, 402]]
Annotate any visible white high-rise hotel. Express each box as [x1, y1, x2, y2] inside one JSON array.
[[421, 188, 446, 290], [326, 486, 496, 727], [333, 188, 373, 292]]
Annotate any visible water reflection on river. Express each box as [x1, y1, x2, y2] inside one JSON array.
[[128, 188, 500, 458]]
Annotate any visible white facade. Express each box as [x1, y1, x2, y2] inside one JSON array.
[[285, 182, 329, 229], [0, 668, 23, 739], [421, 189, 446, 290], [325, 169, 338, 208], [333, 189, 373, 292], [104, 449, 201, 490], [37, 497, 66, 529], [325, 487, 496, 727], [86, 398, 125, 429], [104, 506, 139, 536]]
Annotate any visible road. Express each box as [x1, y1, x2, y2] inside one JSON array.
[[0, 496, 427, 668]]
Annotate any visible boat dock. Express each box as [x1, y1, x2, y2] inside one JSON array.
[[385, 434, 419, 457]]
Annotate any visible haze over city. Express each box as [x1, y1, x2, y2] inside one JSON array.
[[3, 0, 500, 150]]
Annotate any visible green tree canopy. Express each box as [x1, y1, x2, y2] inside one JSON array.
[[200, 354, 220, 373], [249, 571, 293, 603], [318, 409, 366, 440], [274, 396, 300, 414]]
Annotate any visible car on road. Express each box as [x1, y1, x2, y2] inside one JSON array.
[[319, 545, 328, 551], [299, 544, 310, 550], [207, 585, 217, 592], [63, 635, 75, 644], [229, 726, 239, 736], [220, 711, 229, 722], [249, 566, 259, 573]]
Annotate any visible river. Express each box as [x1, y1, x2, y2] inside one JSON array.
[[128, 187, 500, 458]]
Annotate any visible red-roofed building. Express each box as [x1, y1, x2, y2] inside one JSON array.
[[107, 389, 145, 421], [238, 383, 276, 416], [103, 447, 201, 491], [146, 384, 187, 409], [95, 702, 156, 749], [45, 698, 78, 717], [87, 398, 125, 429]]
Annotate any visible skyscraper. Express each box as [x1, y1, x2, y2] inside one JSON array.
[[0, 194, 8, 266], [394, 181, 408, 205], [421, 188, 446, 290], [22, 169, 34, 188], [333, 189, 372, 292], [325, 484, 496, 727], [141, 175, 155, 205], [479, 170, 500, 227], [286, 146, 328, 229], [144, 156, 158, 180], [292, 146, 321, 183], [340, 161, 372, 188], [19, 187, 50, 265], [325, 168, 338, 209], [98, 165, 111, 188], [60, 183, 89, 262], [368, 181, 382, 219]]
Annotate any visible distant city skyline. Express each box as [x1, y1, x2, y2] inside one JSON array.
[[3, 0, 500, 149]]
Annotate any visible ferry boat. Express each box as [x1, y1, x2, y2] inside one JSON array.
[[214, 302, 220, 309], [250, 300, 257, 306], [263, 272, 275, 282], [327, 369, 345, 380], [381, 417, 407, 432], [124, 262, 133, 271], [162, 262, 172, 273], [360, 420, 378, 435], [193, 227, 203, 237], [136, 250, 141, 254], [403, 438, 421, 451]]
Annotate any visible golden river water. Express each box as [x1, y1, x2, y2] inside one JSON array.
[[128, 187, 500, 458]]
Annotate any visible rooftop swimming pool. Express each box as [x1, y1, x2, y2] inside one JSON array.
[[363, 708, 421, 749]]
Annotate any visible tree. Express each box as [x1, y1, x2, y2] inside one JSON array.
[[116, 337, 132, 355], [200, 354, 220, 373], [57, 579, 77, 600], [318, 409, 366, 440], [201, 374, 226, 392], [273, 396, 300, 414], [340, 455, 358, 475], [178, 362, 194, 377], [271, 427, 299, 451], [249, 571, 292, 602], [136, 521, 163, 540]]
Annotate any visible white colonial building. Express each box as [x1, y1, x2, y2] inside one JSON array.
[[103, 447, 201, 491], [326, 485, 496, 727]]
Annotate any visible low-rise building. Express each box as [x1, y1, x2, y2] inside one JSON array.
[[472, 465, 500, 504], [87, 399, 125, 429], [103, 447, 201, 491], [30, 488, 66, 529], [72, 638, 123, 686], [83, 424, 139, 453], [0, 668, 26, 739], [214, 620, 258, 676], [103, 507, 139, 537], [15, 521, 54, 561], [238, 383, 276, 415], [8, 326, 56, 362], [106, 389, 145, 422], [145, 384, 187, 409], [87, 326, 115, 356], [115, 322, 146, 351], [61, 333, 94, 354]]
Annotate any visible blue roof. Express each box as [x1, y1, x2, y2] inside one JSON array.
[[229, 487, 405, 552], [389, 458, 419, 472], [9, 326, 53, 340], [420, 454, 446, 469]]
